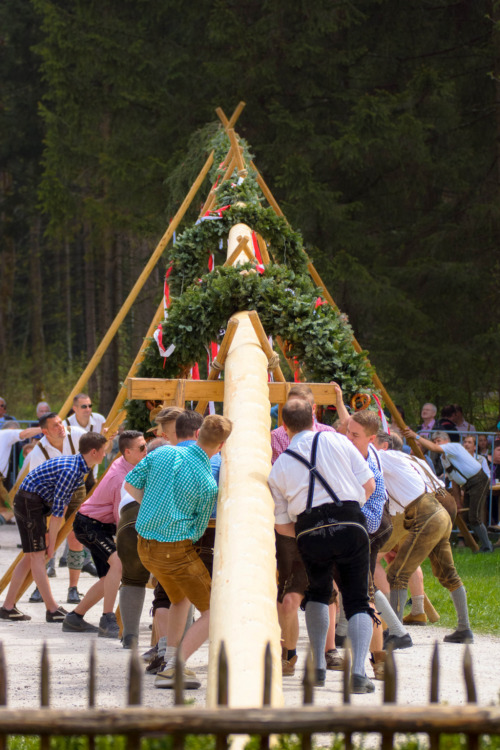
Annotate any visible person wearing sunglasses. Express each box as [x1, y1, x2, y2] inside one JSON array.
[[64, 393, 106, 435], [62, 430, 146, 637]]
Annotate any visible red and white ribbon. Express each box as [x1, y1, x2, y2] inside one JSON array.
[[372, 393, 389, 433]]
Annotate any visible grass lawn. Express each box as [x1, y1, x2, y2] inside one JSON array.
[[420, 547, 500, 636]]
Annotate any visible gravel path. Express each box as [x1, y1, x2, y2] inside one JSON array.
[[0, 523, 499, 711]]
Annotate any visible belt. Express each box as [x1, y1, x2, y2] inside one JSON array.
[[17, 489, 46, 502]]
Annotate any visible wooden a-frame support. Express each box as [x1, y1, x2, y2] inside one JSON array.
[[0, 100, 477, 601]]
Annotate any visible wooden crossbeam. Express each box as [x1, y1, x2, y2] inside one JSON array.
[[215, 102, 246, 130], [195, 318, 239, 415], [127, 378, 339, 406], [223, 236, 253, 267]]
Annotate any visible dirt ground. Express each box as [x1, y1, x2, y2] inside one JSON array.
[[0, 522, 499, 711]]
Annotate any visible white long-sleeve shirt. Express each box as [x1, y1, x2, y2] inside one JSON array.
[[268, 429, 373, 524]]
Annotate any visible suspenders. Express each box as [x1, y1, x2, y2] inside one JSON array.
[[36, 427, 76, 460], [284, 432, 343, 512]]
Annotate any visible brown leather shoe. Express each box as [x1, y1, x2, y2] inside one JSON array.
[[281, 647, 298, 676], [369, 650, 386, 681], [325, 648, 344, 671], [403, 612, 427, 625]]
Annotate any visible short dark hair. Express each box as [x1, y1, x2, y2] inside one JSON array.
[[176, 410, 203, 439], [282, 399, 313, 433], [73, 393, 90, 405], [79, 432, 107, 454], [119, 430, 143, 454], [39, 412, 60, 428], [440, 404, 456, 418]]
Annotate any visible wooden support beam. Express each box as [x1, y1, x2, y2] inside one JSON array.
[[215, 101, 246, 131], [223, 236, 252, 268], [247, 311, 285, 383], [54, 150, 214, 423], [127, 378, 339, 406], [256, 233, 271, 265], [174, 379, 187, 407], [249, 161, 285, 219], [221, 155, 236, 183], [227, 101, 246, 128], [227, 129, 246, 174]]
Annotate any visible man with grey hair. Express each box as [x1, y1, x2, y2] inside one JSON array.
[[405, 428, 492, 552], [419, 403, 437, 438]]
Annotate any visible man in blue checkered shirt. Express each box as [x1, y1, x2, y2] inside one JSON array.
[[1, 432, 108, 623], [346, 412, 413, 675]]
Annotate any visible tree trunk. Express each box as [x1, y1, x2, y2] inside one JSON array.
[[29, 216, 45, 403], [83, 220, 98, 396]]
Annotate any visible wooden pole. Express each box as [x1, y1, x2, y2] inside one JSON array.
[[227, 129, 246, 174], [56, 151, 214, 422], [215, 102, 246, 130]]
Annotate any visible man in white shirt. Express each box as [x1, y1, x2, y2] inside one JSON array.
[[375, 432, 473, 644], [65, 393, 106, 434], [268, 399, 376, 694], [0, 423, 41, 520], [405, 428, 491, 552], [26, 412, 91, 602]]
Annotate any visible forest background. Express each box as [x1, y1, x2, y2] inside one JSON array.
[[1, 0, 500, 427]]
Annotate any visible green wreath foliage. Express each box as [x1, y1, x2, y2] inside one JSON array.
[[126, 265, 375, 432], [126, 127, 377, 433]]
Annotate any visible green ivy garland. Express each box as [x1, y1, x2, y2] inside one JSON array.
[[126, 265, 375, 433], [125, 127, 378, 433]]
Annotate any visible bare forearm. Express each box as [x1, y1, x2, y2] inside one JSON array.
[[124, 482, 144, 503]]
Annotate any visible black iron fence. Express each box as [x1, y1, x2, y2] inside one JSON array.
[[0, 640, 498, 750]]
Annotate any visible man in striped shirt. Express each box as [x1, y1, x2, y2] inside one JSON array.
[[1, 432, 108, 623], [124, 414, 232, 690]]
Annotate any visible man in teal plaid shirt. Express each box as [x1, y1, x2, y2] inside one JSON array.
[[125, 413, 232, 690]]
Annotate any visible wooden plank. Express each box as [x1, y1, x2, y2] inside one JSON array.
[[223, 236, 251, 268], [227, 101, 246, 128], [127, 378, 339, 405], [0, 704, 498, 734]]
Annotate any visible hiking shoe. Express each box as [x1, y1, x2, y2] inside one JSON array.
[[82, 561, 98, 577], [46, 563, 56, 578], [58, 556, 67, 568], [403, 612, 427, 626], [383, 632, 413, 650], [46, 606, 68, 623], [98, 612, 120, 638], [369, 651, 386, 681], [0, 606, 31, 621], [62, 611, 99, 633], [146, 654, 165, 674], [67, 587, 82, 604], [351, 673, 375, 694], [325, 648, 344, 671], [443, 628, 474, 644], [282, 652, 298, 676], [29, 587, 43, 603], [122, 634, 138, 650], [142, 644, 158, 663], [155, 665, 201, 689]]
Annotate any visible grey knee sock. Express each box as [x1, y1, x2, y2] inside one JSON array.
[[374, 590, 407, 637], [472, 524, 492, 551], [450, 585, 470, 630], [389, 588, 407, 621], [157, 636, 167, 657], [348, 612, 373, 676], [119, 585, 146, 640], [336, 599, 348, 637], [305, 601, 329, 671]]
